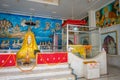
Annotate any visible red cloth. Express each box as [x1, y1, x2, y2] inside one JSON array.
[[0, 52, 68, 67], [0, 54, 16, 67], [37, 52, 68, 64], [62, 19, 86, 27]]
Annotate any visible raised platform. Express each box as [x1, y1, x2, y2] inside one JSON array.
[[0, 52, 75, 80]]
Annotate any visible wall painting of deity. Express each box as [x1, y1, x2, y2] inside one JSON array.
[[101, 31, 118, 55], [96, 0, 120, 28]]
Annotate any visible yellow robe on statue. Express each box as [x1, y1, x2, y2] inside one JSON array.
[[17, 31, 38, 59]]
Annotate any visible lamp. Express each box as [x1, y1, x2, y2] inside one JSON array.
[[73, 27, 79, 31]]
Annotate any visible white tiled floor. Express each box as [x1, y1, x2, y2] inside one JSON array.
[[77, 65, 120, 80]]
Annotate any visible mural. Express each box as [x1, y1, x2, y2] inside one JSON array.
[[96, 0, 120, 28], [0, 13, 62, 50]]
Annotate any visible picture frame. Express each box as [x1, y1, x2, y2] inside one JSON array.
[[101, 31, 118, 55]]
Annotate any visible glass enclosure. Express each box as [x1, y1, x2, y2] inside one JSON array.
[[62, 24, 101, 59]]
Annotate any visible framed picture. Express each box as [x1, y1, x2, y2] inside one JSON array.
[[101, 31, 118, 55]]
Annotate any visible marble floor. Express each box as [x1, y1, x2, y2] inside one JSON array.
[[77, 65, 120, 80]]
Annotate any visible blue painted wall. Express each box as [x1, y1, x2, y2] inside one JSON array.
[[0, 13, 62, 49]]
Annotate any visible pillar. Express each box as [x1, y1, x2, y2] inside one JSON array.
[[88, 10, 101, 53]]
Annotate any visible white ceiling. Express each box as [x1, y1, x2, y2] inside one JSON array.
[[0, 0, 114, 19]]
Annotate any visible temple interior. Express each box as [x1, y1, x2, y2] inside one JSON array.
[[0, 0, 120, 80]]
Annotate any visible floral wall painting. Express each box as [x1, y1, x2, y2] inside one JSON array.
[[101, 31, 117, 55], [96, 0, 120, 28]]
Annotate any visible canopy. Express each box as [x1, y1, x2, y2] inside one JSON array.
[[62, 19, 86, 27]]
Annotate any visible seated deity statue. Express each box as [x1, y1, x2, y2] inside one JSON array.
[[17, 40, 22, 48], [12, 40, 18, 48], [1, 40, 6, 48], [1, 40, 9, 48], [17, 28, 38, 63], [13, 24, 20, 33]]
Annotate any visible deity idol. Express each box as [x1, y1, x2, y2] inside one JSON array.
[[17, 28, 38, 63]]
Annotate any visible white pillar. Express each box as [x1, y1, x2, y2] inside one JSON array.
[[88, 10, 96, 27], [88, 10, 101, 53]]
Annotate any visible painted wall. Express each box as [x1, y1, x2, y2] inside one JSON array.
[[101, 24, 120, 55], [0, 13, 62, 50], [96, 0, 120, 28], [101, 24, 120, 67], [94, 0, 120, 68]]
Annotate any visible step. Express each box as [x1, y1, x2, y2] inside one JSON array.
[[9, 74, 75, 80], [0, 68, 73, 80], [0, 63, 69, 72], [0, 68, 72, 76], [0, 63, 75, 80]]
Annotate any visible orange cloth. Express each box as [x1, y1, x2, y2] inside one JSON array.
[[84, 45, 92, 54], [83, 61, 97, 64]]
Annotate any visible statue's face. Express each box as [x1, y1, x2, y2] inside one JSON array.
[[28, 35, 32, 44]]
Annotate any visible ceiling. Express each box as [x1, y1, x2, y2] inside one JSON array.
[[0, 0, 114, 19]]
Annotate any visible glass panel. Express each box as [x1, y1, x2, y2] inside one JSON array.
[[66, 25, 100, 59]]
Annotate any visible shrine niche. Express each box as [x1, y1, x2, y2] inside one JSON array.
[[101, 31, 117, 55]]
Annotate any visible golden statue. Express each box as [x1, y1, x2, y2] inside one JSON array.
[[17, 28, 38, 64]]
